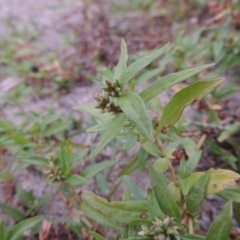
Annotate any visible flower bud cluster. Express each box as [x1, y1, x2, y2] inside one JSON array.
[[44, 161, 65, 183], [138, 216, 181, 240], [94, 79, 122, 114]]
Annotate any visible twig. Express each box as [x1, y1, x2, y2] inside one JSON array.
[[196, 134, 207, 150]]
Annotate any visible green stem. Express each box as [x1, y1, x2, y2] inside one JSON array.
[[155, 137, 167, 157], [155, 136, 178, 186]]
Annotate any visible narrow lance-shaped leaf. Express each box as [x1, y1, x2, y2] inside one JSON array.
[[206, 201, 232, 240], [59, 145, 70, 177], [66, 174, 89, 186], [0, 221, 8, 240], [147, 189, 165, 220], [218, 187, 240, 202], [122, 238, 152, 240], [16, 185, 35, 209], [217, 121, 240, 142], [181, 234, 205, 240], [42, 122, 71, 137], [122, 187, 139, 239], [82, 203, 119, 230], [122, 176, 144, 200], [81, 191, 149, 224], [85, 119, 111, 133], [149, 165, 181, 220], [140, 63, 215, 102], [8, 216, 44, 240], [113, 39, 128, 80], [140, 139, 161, 157], [73, 102, 113, 122], [80, 160, 118, 180], [90, 113, 127, 157], [137, 66, 164, 83], [233, 202, 240, 227], [119, 43, 169, 86], [89, 232, 105, 240], [0, 202, 24, 222], [118, 91, 154, 142], [156, 78, 224, 133], [186, 172, 209, 214], [118, 148, 149, 177], [18, 155, 48, 166]]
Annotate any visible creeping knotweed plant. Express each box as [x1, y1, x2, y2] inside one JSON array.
[[138, 217, 183, 240], [75, 39, 240, 240]]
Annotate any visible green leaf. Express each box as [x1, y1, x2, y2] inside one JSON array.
[[156, 78, 224, 132], [80, 160, 117, 180], [16, 185, 35, 209], [179, 177, 190, 196], [186, 173, 209, 214], [0, 221, 8, 240], [89, 231, 106, 240], [141, 139, 161, 157], [128, 219, 152, 226], [85, 119, 111, 133], [217, 122, 240, 142], [119, 43, 169, 86], [122, 238, 152, 240], [205, 201, 232, 240], [122, 187, 138, 239], [123, 187, 132, 201], [18, 155, 48, 166], [66, 174, 89, 186], [81, 191, 149, 224], [82, 203, 119, 230], [122, 176, 144, 200], [0, 202, 24, 222], [11, 135, 29, 144], [69, 151, 87, 163], [113, 39, 128, 80], [41, 113, 62, 126], [118, 148, 149, 176], [73, 102, 113, 122], [181, 234, 205, 240], [0, 120, 13, 132], [153, 158, 169, 174], [179, 151, 202, 179], [168, 182, 181, 203], [149, 165, 181, 219], [42, 122, 71, 137], [218, 187, 240, 202], [147, 189, 165, 220], [96, 173, 109, 195], [8, 216, 44, 240], [233, 202, 240, 227], [118, 91, 154, 142], [90, 113, 127, 157], [122, 133, 138, 152], [209, 143, 237, 170], [137, 67, 164, 83], [59, 145, 71, 176], [140, 63, 215, 102]]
